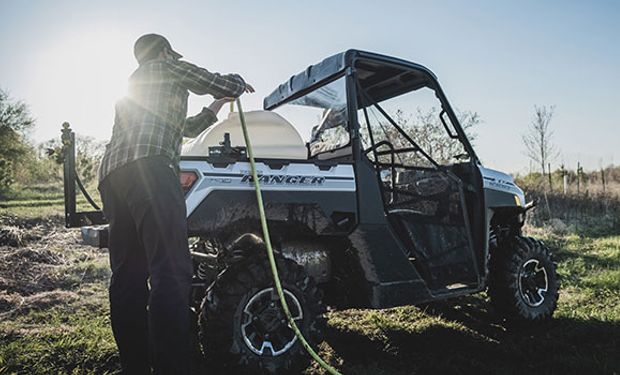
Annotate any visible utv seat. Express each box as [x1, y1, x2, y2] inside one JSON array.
[[182, 110, 308, 159]]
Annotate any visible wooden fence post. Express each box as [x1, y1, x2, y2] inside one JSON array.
[[577, 162, 581, 197], [560, 164, 567, 195], [548, 163, 553, 192]]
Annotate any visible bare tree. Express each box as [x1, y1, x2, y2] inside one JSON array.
[[359, 107, 481, 167], [522, 105, 559, 175]]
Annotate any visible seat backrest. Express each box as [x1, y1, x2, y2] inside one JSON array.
[[182, 110, 308, 160]]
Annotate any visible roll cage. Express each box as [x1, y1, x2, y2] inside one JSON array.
[[263, 49, 479, 165]]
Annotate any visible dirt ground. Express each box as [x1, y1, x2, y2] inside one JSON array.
[[0, 215, 108, 303]]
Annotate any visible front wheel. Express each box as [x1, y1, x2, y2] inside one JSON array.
[[199, 256, 325, 374], [489, 236, 559, 328]]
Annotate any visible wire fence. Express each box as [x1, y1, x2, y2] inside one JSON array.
[[519, 167, 620, 234]]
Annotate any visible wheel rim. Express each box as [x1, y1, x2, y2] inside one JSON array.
[[518, 259, 549, 307], [240, 287, 303, 356]]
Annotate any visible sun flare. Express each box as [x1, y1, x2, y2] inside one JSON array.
[[31, 28, 136, 138]]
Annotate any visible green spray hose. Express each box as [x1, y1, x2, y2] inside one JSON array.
[[235, 98, 342, 375]]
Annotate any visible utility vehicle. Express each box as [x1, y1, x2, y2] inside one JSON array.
[[61, 49, 559, 374]]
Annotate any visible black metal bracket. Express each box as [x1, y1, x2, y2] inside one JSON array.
[[61, 122, 107, 228], [207, 132, 247, 163]]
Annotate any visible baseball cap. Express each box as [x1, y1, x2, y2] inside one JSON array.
[[133, 33, 183, 64]]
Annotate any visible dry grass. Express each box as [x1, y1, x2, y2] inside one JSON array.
[[520, 182, 620, 236]]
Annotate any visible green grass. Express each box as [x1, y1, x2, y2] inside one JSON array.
[[0, 202, 99, 219], [2, 183, 65, 201], [313, 233, 620, 374], [0, 182, 101, 217], [0, 198, 65, 208], [1, 201, 619, 374], [0, 285, 118, 375]]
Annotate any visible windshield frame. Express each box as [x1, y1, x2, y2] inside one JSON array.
[[270, 71, 357, 159]]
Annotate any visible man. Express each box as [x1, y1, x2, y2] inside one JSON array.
[[98, 33, 253, 374]]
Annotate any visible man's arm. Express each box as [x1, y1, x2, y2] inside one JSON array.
[[168, 60, 247, 98], [183, 98, 232, 138], [184, 107, 217, 138]]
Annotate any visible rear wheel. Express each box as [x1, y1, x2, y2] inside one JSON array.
[[199, 256, 325, 374], [489, 236, 559, 327]]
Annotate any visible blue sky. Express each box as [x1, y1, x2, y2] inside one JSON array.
[[1, 0, 618, 172]]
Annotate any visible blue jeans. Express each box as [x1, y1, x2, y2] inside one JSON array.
[[99, 155, 192, 375]]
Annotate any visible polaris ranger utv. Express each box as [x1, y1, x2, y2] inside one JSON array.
[[61, 49, 559, 373]]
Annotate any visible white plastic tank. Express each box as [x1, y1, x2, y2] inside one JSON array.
[[182, 110, 308, 160]]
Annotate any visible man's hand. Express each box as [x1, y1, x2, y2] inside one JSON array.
[[208, 83, 253, 114], [215, 97, 235, 104], [208, 98, 233, 115], [216, 82, 253, 102]]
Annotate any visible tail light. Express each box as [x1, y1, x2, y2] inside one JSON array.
[[180, 171, 198, 194]]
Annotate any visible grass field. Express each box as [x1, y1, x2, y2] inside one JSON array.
[[1, 188, 619, 374]]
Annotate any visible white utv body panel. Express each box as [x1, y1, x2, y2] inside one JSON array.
[[479, 166, 525, 207], [181, 161, 356, 216]]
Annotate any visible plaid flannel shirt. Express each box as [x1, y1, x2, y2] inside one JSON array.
[[98, 59, 246, 184]]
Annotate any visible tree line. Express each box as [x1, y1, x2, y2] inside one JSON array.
[[0, 88, 103, 198]]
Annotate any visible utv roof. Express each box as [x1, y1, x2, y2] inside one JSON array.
[[263, 49, 438, 110]]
